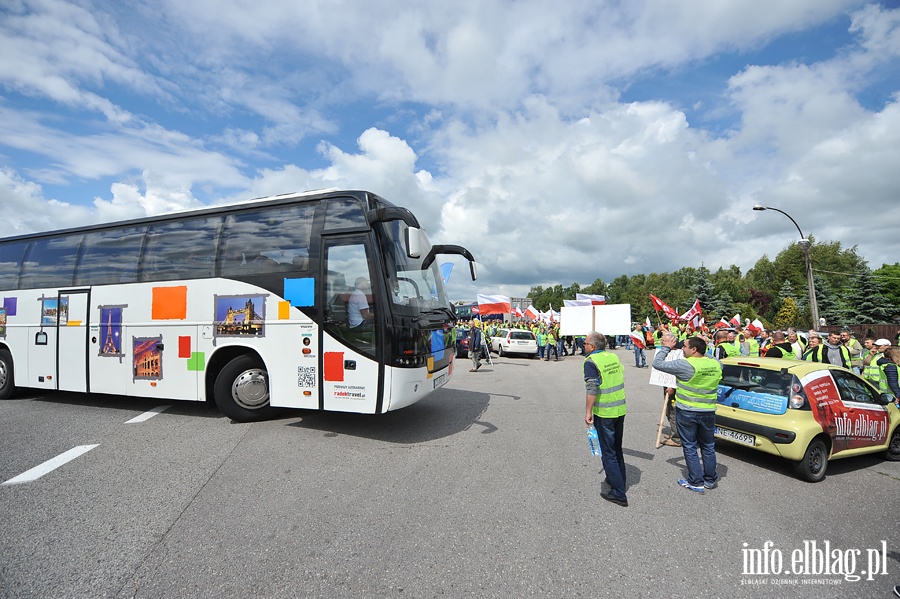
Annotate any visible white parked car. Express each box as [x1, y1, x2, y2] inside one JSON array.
[[491, 329, 538, 358]]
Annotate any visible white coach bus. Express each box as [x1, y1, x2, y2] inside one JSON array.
[[0, 190, 475, 421]]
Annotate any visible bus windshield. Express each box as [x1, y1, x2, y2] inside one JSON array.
[[378, 220, 449, 311]]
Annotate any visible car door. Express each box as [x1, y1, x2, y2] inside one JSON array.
[[829, 369, 891, 454]]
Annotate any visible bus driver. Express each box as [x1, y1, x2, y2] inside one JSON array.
[[348, 277, 374, 327]]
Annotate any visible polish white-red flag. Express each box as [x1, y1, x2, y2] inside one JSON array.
[[564, 299, 593, 307], [649, 294, 679, 320], [714, 318, 730, 329], [513, 307, 524, 318], [747, 318, 764, 334], [524, 305, 539, 320], [576, 293, 606, 305], [630, 329, 646, 349], [730, 313, 741, 327], [477, 294, 511, 316], [645, 316, 652, 329], [680, 299, 702, 322]]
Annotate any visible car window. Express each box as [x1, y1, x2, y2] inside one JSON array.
[[510, 331, 534, 340], [719, 364, 795, 415], [831, 369, 878, 404]]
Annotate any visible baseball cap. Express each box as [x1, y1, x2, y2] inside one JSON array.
[[875, 338, 891, 346]]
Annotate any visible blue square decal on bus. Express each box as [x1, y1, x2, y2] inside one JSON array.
[[284, 277, 315, 307], [431, 330, 445, 361]]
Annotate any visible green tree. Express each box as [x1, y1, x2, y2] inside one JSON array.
[[813, 274, 844, 327], [745, 255, 778, 297], [711, 265, 748, 304], [842, 267, 894, 324], [874, 263, 900, 321], [691, 266, 715, 312], [710, 291, 734, 322], [775, 297, 800, 330]]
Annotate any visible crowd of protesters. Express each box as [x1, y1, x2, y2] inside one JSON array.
[[462, 315, 900, 404]]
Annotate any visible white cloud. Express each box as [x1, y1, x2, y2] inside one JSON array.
[[0, 0, 898, 302]]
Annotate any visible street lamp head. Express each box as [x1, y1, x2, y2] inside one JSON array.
[[798, 238, 811, 250], [752, 204, 767, 211]]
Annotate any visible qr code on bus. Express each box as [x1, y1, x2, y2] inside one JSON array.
[[297, 366, 316, 388]]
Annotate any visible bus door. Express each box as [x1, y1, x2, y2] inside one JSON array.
[[57, 290, 90, 393], [321, 237, 382, 413]]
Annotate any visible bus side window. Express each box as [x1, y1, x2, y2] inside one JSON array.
[[140, 217, 222, 283], [19, 234, 83, 289], [0, 240, 28, 290], [75, 226, 145, 286]]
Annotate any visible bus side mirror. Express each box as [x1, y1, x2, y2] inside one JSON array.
[[405, 227, 425, 259]]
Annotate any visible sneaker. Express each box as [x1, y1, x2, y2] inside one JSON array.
[[600, 490, 628, 507], [678, 479, 705, 494], [704, 480, 718, 490]]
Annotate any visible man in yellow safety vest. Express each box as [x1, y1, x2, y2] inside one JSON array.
[[583, 331, 628, 507], [652, 332, 723, 494]]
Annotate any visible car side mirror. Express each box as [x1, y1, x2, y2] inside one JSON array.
[[877, 393, 895, 406]]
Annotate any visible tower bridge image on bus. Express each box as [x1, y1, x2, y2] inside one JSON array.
[[215, 295, 265, 337]]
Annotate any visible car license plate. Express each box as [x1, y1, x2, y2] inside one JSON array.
[[433, 373, 446, 389], [715, 426, 755, 446]]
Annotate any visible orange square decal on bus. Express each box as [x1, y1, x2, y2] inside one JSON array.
[[152, 286, 187, 320], [323, 352, 344, 382]]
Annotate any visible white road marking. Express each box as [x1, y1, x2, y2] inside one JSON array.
[[2, 444, 100, 485], [125, 405, 171, 423]]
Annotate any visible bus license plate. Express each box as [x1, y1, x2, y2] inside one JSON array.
[[715, 426, 755, 446], [433, 373, 447, 389]]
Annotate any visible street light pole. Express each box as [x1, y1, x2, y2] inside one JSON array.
[[753, 204, 820, 328]]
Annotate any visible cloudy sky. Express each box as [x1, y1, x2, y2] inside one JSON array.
[[1, 0, 899, 301]]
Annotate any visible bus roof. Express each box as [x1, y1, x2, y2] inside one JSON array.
[[0, 188, 394, 242]]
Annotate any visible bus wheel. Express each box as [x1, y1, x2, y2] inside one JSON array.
[[214, 355, 273, 422], [0, 348, 16, 399]]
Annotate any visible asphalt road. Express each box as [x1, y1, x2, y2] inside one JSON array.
[[1, 347, 898, 598]]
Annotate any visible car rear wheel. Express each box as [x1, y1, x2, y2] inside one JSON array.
[[499, 345, 506, 357], [793, 438, 829, 482], [883, 427, 900, 461]]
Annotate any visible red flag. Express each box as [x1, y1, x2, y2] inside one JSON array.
[[649, 294, 679, 320]]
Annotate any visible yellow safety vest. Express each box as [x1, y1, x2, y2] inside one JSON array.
[[585, 352, 627, 418], [675, 357, 722, 412]]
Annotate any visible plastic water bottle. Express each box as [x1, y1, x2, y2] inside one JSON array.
[[587, 426, 602, 457]]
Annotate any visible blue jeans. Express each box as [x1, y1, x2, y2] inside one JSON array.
[[545, 344, 557, 360], [675, 408, 718, 487], [633, 346, 645, 367], [593, 415, 627, 500], [538, 345, 544, 359]]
